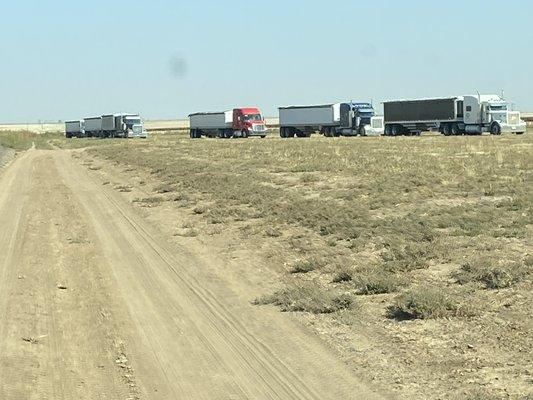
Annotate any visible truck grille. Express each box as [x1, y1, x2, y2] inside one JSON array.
[[371, 117, 384, 129], [253, 124, 266, 132], [507, 112, 520, 125]]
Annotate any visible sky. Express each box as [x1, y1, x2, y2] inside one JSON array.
[[0, 0, 531, 123]]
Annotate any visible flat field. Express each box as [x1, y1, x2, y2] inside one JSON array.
[[0, 130, 531, 399], [78, 131, 532, 399]]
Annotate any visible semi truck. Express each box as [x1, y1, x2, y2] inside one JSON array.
[[66, 114, 147, 138], [65, 120, 85, 138], [101, 113, 147, 138], [383, 94, 526, 136], [189, 107, 268, 138], [278, 102, 384, 138]]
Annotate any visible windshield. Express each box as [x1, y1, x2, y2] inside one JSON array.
[[243, 114, 262, 122], [489, 105, 507, 111], [125, 118, 141, 125]]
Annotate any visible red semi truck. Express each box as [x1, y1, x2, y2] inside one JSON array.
[[189, 107, 268, 138]]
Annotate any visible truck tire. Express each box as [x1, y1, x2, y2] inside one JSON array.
[[66, 132, 72, 139], [391, 124, 401, 136], [443, 124, 452, 136], [384, 124, 392, 136], [490, 123, 501, 135], [242, 130, 248, 138], [284, 127, 294, 138], [359, 126, 366, 136], [451, 123, 460, 135]]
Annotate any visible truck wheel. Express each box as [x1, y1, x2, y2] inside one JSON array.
[[451, 123, 460, 135], [490, 123, 501, 135], [242, 130, 248, 138], [384, 124, 392, 136], [391, 124, 401, 136], [359, 126, 366, 136], [285, 128, 294, 138], [443, 124, 452, 136], [66, 132, 72, 139]]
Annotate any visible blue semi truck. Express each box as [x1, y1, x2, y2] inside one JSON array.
[[279, 102, 384, 137]]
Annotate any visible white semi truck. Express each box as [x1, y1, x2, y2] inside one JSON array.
[[278, 102, 384, 138], [101, 113, 147, 138], [67, 114, 147, 138], [383, 94, 526, 136]]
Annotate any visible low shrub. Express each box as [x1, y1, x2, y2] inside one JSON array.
[[455, 258, 530, 289], [253, 283, 354, 314], [388, 287, 470, 320], [354, 272, 404, 295], [289, 258, 326, 274]]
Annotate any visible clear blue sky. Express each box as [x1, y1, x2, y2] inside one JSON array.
[[1, 0, 531, 122]]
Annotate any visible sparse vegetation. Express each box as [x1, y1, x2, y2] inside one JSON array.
[[253, 283, 354, 314], [85, 132, 533, 400], [289, 257, 326, 274], [455, 257, 531, 289], [388, 287, 471, 320]]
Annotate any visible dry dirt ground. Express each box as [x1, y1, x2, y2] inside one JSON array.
[[0, 148, 385, 399], [67, 133, 531, 400], [1, 132, 532, 400]]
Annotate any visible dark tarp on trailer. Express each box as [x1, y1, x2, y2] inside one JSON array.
[[384, 98, 457, 122]]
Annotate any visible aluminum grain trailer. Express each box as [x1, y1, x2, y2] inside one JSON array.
[[279, 103, 383, 138], [189, 111, 233, 138], [83, 116, 102, 137], [65, 120, 84, 138]]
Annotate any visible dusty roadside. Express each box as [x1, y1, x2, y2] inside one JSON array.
[[0, 145, 15, 170], [76, 134, 533, 400], [0, 147, 386, 399]]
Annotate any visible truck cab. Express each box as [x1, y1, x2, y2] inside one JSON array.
[[233, 108, 267, 138], [338, 102, 383, 136], [463, 95, 526, 135], [122, 115, 148, 138]]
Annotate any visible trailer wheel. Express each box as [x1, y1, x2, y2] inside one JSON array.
[[443, 124, 452, 136], [451, 123, 460, 135], [490, 123, 501, 135], [391, 124, 401, 136], [384, 124, 392, 136], [65, 132, 72, 139]]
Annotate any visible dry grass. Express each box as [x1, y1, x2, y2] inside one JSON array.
[[84, 132, 532, 399], [87, 133, 532, 319], [253, 283, 354, 314], [388, 287, 472, 320]]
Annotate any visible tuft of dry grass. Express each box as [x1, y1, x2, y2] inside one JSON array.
[[388, 287, 472, 320], [289, 257, 327, 274], [253, 283, 355, 314], [454, 257, 531, 289]]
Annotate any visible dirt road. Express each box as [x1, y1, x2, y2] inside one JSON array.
[[0, 149, 383, 399]]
